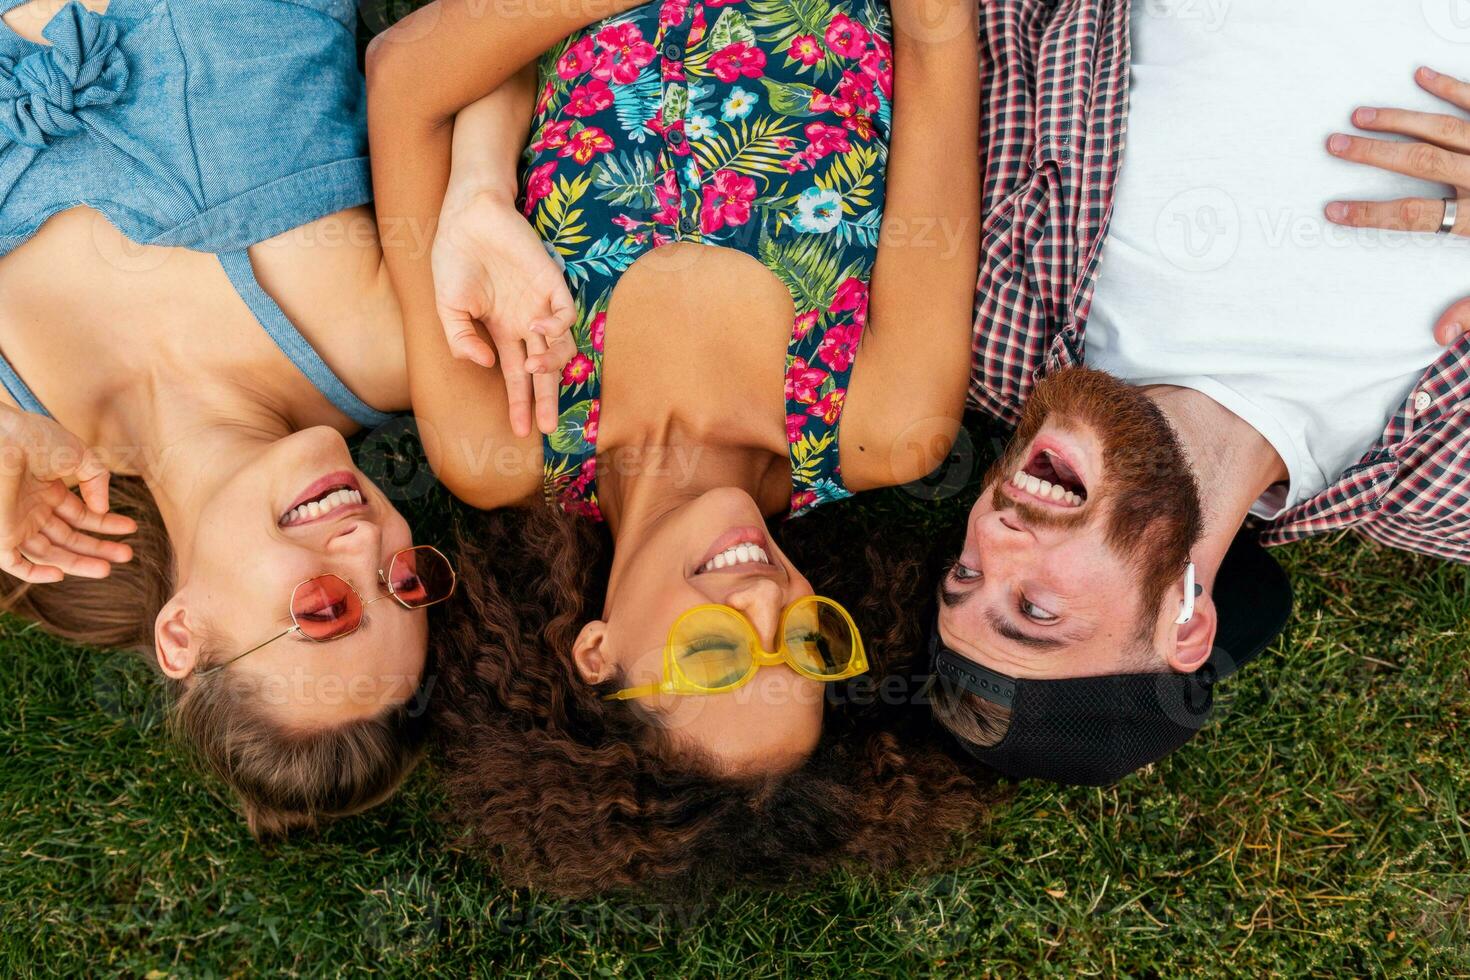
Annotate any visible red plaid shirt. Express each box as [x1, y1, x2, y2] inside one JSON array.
[[971, 0, 1470, 564]]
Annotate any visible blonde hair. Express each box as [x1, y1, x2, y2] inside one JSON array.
[[1, 475, 428, 839]]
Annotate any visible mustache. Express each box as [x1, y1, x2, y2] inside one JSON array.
[[988, 478, 1090, 531]]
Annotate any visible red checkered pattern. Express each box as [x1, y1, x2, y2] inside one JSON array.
[[970, 0, 1470, 564]]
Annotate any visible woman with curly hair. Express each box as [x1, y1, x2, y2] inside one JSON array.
[[368, 0, 981, 890], [431, 504, 990, 898]]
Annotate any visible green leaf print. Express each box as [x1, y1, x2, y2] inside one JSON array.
[[549, 400, 596, 456], [693, 115, 801, 178], [593, 150, 661, 208], [759, 235, 844, 316], [758, 77, 818, 117], [708, 8, 757, 49], [535, 171, 594, 253], [748, 0, 843, 78], [662, 84, 689, 125]]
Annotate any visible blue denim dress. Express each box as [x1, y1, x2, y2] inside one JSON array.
[[0, 0, 391, 427]]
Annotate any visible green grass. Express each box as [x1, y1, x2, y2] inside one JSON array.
[[0, 417, 1467, 976]]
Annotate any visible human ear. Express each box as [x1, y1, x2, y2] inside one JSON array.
[[1166, 590, 1217, 675], [154, 596, 200, 679], [572, 620, 611, 684]]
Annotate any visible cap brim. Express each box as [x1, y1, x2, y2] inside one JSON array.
[[1208, 529, 1294, 679]]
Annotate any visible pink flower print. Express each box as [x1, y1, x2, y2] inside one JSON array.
[[522, 161, 557, 216], [837, 71, 878, 114], [563, 353, 595, 386], [804, 121, 850, 159], [824, 14, 869, 59], [566, 79, 615, 117], [860, 38, 893, 98], [705, 0, 742, 6], [593, 23, 656, 84], [584, 398, 601, 443], [612, 213, 642, 232], [847, 114, 876, 141], [535, 81, 555, 115], [559, 127, 615, 164], [788, 34, 823, 66], [557, 37, 597, 79], [689, 7, 707, 43], [793, 309, 819, 339], [785, 356, 827, 404], [816, 323, 861, 372], [662, 58, 686, 81], [829, 277, 869, 324], [790, 489, 817, 512], [709, 42, 767, 83], [659, 0, 688, 26], [775, 136, 796, 151], [700, 170, 756, 233], [589, 312, 607, 353], [786, 413, 809, 444], [532, 120, 573, 152], [808, 389, 846, 425], [653, 169, 680, 225]]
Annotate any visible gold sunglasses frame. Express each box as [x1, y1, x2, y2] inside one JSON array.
[[193, 545, 456, 676]]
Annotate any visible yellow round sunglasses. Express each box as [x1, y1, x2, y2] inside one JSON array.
[[603, 595, 868, 701]]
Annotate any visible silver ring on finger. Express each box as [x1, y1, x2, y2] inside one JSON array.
[[1439, 198, 1459, 235]]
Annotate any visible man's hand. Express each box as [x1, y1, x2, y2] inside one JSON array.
[[0, 409, 135, 583], [432, 187, 578, 437], [1325, 66, 1470, 347]]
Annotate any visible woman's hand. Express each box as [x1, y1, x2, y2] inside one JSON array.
[[0, 409, 135, 583], [1325, 66, 1470, 346], [432, 186, 577, 437]]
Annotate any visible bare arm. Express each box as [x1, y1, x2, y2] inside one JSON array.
[[370, 67, 542, 507], [844, 0, 980, 488], [365, 0, 636, 506]]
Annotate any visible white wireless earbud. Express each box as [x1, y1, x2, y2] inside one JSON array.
[[1175, 561, 1198, 625]]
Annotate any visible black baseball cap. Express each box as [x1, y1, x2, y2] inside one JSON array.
[[928, 528, 1294, 786]]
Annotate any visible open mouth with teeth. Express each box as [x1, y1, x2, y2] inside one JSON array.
[[694, 526, 776, 575], [280, 476, 367, 528], [698, 541, 773, 573], [1008, 446, 1089, 509]]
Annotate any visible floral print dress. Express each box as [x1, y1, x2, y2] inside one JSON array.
[[525, 0, 893, 520]]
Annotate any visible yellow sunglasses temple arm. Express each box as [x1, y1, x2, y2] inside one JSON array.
[[601, 682, 668, 702]]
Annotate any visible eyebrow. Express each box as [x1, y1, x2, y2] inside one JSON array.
[[938, 585, 1067, 651], [985, 609, 1065, 651]]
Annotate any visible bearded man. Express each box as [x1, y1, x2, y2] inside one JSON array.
[[930, 0, 1470, 783]]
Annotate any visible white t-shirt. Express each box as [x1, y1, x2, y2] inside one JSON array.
[[1087, 0, 1470, 518]]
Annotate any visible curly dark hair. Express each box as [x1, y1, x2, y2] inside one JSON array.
[[429, 502, 994, 900]]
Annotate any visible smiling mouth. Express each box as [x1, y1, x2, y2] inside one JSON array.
[[694, 526, 776, 575], [699, 542, 773, 573], [1008, 447, 1088, 508], [280, 473, 367, 527]]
